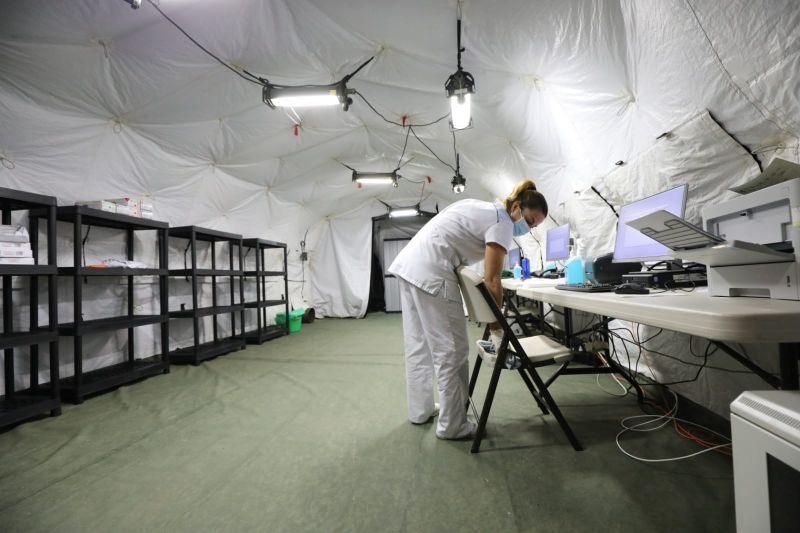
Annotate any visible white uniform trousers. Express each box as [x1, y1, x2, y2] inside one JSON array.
[[398, 278, 474, 439]]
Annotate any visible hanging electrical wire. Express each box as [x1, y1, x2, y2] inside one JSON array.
[[144, 0, 264, 86], [408, 127, 457, 173], [397, 126, 412, 169], [133, 0, 468, 196], [352, 91, 450, 128]]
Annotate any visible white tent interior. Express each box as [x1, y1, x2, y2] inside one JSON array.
[[1, 0, 799, 417]]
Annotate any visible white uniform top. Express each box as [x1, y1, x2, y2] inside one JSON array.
[[388, 199, 514, 297]]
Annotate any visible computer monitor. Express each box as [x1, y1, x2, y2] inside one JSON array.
[[546, 224, 570, 262], [507, 247, 521, 269], [613, 184, 688, 262]]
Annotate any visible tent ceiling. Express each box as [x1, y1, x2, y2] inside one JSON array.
[[1, 0, 799, 232]]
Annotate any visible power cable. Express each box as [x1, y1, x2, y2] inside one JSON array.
[[353, 90, 450, 128], [396, 126, 412, 169], [143, 0, 462, 187], [590, 186, 619, 218], [615, 388, 731, 463], [145, 0, 264, 87], [408, 126, 457, 173]]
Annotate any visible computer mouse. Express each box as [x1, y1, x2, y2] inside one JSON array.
[[615, 283, 650, 295]]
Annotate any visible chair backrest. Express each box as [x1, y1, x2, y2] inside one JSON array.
[[456, 266, 500, 324]]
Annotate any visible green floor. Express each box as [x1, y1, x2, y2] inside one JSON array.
[[0, 314, 734, 532]]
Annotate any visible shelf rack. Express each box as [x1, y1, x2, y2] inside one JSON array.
[[167, 226, 245, 364], [39, 205, 170, 404], [0, 187, 61, 427], [242, 238, 289, 344]]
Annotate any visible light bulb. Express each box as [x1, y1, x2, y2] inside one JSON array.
[[450, 93, 471, 130], [453, 183, 466, 194]]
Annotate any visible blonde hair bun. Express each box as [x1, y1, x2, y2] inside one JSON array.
[[504, 179, 547, 215]]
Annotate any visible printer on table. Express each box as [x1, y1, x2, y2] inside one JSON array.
[[627, 177, 800, 300]]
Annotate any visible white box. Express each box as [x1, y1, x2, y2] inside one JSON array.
[[108, 197, 137, 207], [77, 200, 117, 213], [0, 242, 30, 251], [0, 247, 32, 258], [0, 225, 29, 243], [115, 205, 137, 216], [0, 257, 34, 265]]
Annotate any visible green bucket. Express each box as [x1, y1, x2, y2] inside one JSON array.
[[276, 309, 304, 334]]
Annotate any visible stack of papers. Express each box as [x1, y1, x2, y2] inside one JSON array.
[[77, 197, 155, 219], [0, 225, 34, 264], [86, 258, 149, 269]]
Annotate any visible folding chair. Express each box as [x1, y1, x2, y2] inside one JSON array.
[[457, 266, 584, 453]]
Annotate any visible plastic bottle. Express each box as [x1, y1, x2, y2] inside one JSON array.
[[565, 256, 585, 284], [513, 262, 522, 279], [520, 257, 530, 279]]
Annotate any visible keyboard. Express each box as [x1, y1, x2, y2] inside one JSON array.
[[555, 283, 617, 293]]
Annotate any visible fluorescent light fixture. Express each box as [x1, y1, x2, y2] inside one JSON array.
[[261, 57, 374, 112], [263, 84, 345, 108], [389, 206, 420, 218], [352, 170, 399, 187], [123, 0, 142, 8]]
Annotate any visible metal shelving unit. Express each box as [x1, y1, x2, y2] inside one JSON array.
[[42, 205, 170, 404], [0, 187, 60, 427], [167, 226, 245, 364], [242, 238, 289, 344]]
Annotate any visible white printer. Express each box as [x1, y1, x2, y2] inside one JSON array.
[[627, 177, 799, 300], [701, 178, 800, 300]]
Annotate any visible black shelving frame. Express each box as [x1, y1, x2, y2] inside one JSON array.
[[168, 226, 245, 364], [242, 238, 289, 344], [0, 187, 60, 427], [40, 205, 170, 404]]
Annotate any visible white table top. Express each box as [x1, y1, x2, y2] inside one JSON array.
[[502, 277, 564, 291], [515, 286, 800, 343]]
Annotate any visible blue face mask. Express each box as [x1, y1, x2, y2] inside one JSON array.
[[512, 214, 530, 237]]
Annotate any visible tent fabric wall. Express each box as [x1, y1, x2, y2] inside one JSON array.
[[309, 203, 383, 318], [1, 1, 800, 409]]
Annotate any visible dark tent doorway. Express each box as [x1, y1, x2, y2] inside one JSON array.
[[367, 211, 435, 314]]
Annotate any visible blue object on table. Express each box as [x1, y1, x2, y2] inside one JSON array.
[[521, 257, 530, 279], [564, 256, 585, 285], [513, 263, 522, 279], [584, 259, 595, 284]]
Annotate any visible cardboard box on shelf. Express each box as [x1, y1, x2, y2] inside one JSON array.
[[114, 204, 137, 216], [76, 197, 155, 219], [0, 242, 30, 251], [0, 247, 33, 258], [110, 197, 155, 218], [0, 225, 30, 243], [0, 257, 34, 265], [77, 200, 117, 213]]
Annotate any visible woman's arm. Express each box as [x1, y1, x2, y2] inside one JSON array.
[[484, 242, 506, 330]]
